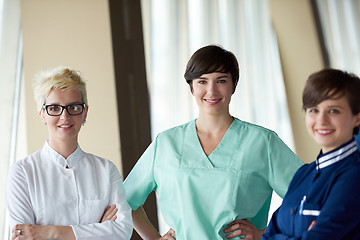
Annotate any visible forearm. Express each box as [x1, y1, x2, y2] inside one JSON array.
[[132, 207, 161, 240], [12, 225, 76, 240], [50, 226, 76, 240]]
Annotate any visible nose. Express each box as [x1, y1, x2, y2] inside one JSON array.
[[60, 108, 71, 119], [207, 81, 218, 95], [317, 111, 329, 124]]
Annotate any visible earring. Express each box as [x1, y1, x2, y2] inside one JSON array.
[[82, 120, 86, 126]]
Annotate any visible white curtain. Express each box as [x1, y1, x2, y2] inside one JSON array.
[[316, 0, 360, 75], [0, 0, 22, 239], [141, 0, 294, 233], [142, 0, 294, 146]]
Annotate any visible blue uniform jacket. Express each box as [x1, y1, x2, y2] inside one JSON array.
[[262, 139, 360, 239]]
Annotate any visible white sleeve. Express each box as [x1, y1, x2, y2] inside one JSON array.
[[7, 162, 36, 230], [71, 162, 133, 240]]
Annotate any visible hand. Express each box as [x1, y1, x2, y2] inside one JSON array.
[[160, 228, 176, 240], [12, 224, 43, 240], [100, 204, 118, 222], [11, 224, 52, 240], [224, 219, 264, 240], [307, 220, 316, 231], [11, 224, 74, 240]]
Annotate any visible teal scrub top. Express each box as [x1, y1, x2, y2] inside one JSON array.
[[124, 118, 303, 239]]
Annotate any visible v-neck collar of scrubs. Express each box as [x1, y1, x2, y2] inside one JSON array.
[[43, 141, 83, 168], [182, 118, 236, 169], [316, 139, 357, 171]]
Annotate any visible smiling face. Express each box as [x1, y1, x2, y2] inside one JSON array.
[[192, 72, 234, 117], [40, 88, 88, 149], [305, 96, 360, 153]]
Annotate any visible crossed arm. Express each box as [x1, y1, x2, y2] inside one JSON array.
[[11, 205, 119, 240]]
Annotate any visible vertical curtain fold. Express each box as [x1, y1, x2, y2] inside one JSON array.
[[316, 0, 360, 75], [0, 0, 22, 239]]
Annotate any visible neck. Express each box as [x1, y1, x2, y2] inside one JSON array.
[[48, 138, 78, 159], [196, 112, 234, 134]]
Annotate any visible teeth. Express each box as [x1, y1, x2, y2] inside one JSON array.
[[317, 130, 332, 134], [206, 99, 218, 103], [60, 125, 71, 128]]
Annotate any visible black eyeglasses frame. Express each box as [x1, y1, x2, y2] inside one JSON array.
[[42, 103, 86, 116]]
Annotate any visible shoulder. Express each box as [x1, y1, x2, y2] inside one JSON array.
[[81, 151, 116, 168], [156, 120, 194, 141], [81, 151, 122, 180], [12, 149, 42, 169], [336, 151, 360, 179], [232, 118, 283, 144], [8, 150, 41, 183], [233, 118, 278, 136]]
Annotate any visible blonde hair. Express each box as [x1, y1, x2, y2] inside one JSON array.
[[33, 66, 88, 111]]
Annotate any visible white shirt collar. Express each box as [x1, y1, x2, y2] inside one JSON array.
[[42, 141, 84, 168], [316, 139, 357, 170]]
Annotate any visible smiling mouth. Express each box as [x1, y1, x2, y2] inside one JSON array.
[[316, 129, 334, 135], [204, 99, 221, 103], [59, 124, 72, 128]]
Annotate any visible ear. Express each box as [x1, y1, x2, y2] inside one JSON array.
[[82, 105, 89, 123], [39, 109, 47, 125], [354, 112, 360, 128]]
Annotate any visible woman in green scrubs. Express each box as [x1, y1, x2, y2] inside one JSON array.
[[124, 45, 303, 240]]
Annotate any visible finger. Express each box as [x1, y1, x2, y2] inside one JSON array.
[[228, 219, 252, 226], [108, 206, 118, 220], [225, 220, 255, 233], [110, 214, 117, 221], [101, 204, 117, 222], [107, 204, 116, 213], [162, 228, 176, 240], [308, 220, 316, 231], [11, 230, 21, 240], [224, 223, 240, 233], [12, 224, 24, 233], [168, 228, 176, 236], [225, 229, 245, 239]]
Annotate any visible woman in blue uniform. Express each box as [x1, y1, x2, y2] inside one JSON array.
[[124, 45, 303, 240], [262, 69, 360, 239]]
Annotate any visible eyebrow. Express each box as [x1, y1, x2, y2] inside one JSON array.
[[327, 105, 345, 109], [198, 74, 231, 80], [45, 101, 83, 105]]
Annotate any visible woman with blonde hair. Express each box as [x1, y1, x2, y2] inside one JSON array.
[[7, 66, 132, 240]]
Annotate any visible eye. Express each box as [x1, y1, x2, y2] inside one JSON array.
[[307, 108, 318, 113], [329, 109, 340, 114], [197, 80, 207, 84], [49, 105, 61, 112], [70, 105, 79, 111], [69, 104, 82, 112], [218, 79, 226, 83]]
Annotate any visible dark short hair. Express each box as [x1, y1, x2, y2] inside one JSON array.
[[302, 68, 360, 134], [184, 45, 239, 92]]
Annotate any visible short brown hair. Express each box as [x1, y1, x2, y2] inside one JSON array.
[[302, 68, 360, 134], [184, 45, 239, 92]]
